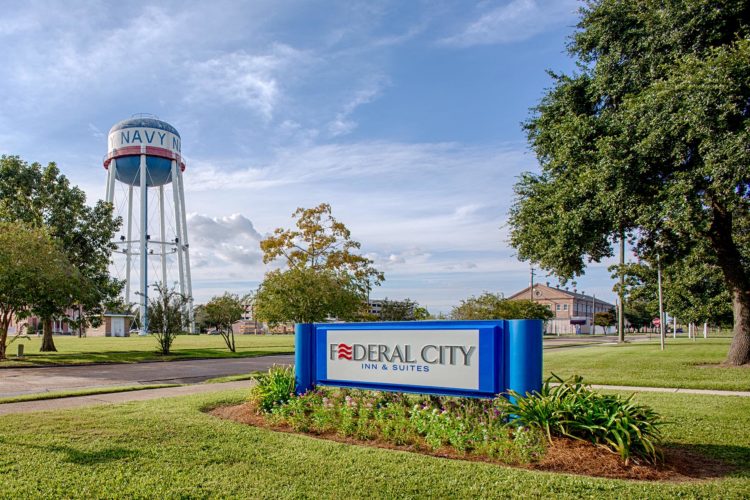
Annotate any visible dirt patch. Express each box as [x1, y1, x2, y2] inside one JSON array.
[[209, 403, 735, 482]]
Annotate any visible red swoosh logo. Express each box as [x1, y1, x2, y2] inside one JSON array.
[[337, 343, 353, 360]]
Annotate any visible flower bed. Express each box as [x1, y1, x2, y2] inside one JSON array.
[[247, 367, 664, 464], [266, 387, 545, 465]]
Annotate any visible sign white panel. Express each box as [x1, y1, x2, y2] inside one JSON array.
[[108, 127, 181, 154], [326, 329, 479, 391]]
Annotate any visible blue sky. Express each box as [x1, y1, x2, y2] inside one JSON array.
[[0, 0, 621, 312]]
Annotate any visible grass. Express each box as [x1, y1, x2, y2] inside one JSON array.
[[0, 334, 294, 367], [0, 389, 747, 498], [544, 338, 750, 391], [202, 373, 260, 384], [0, 384, 181, 405]]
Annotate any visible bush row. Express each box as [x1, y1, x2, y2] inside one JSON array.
[[249, 366, 662, 465]]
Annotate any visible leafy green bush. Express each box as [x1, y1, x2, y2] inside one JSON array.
[[265, 388, 545, 464], [248, 365, 296, 413], [507, 375, 663, 464]]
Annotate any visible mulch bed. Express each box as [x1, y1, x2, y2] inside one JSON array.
[[208, 403, 734, 482]]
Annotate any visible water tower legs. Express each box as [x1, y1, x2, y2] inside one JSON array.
[[171, 161, 187, 314], [106, 158, 117, 204], [159, 185, 167, 288], [125, 185, 134, 306], [176, 166, 195, 333], [139, 153, 148, 336]]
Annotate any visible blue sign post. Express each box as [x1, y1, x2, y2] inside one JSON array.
[[295, 320, 542, 400]]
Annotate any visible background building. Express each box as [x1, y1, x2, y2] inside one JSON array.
[[507, 283, 615, 334]]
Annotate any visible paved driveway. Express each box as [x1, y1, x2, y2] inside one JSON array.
[[0, 355, 293, 398]]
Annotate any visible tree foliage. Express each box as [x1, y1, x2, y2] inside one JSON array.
[[508, 1, 750, 364], [0, 156, 122, 351], [148, 284, 188, 355], [451, 293, 554, 321], [0, 223, 75, 359], [260, 203, 383, 293], [205, 292, 246, 352], [377, 298, 427, 321], [254, 268, 365, 325], [256, 204, 382, 324], [621, 253, 732, 328], [594, 311, 616, 328]]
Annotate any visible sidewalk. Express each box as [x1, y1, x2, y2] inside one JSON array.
[[588, 384, 750, 397], [0, 380, 253, 415], [0, 379, 748, 416]]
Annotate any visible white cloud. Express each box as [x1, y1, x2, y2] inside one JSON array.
[[188, 213, 263, 273], [328, 75, 389, 137], [185, 44, 308, 119], [440, 0, 578, 47]]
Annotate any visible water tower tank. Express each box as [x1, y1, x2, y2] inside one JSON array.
[[105, 116, 184, 186]]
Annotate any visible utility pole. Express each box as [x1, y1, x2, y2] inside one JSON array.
[[591, 294, 596, 334], [530, 267, 536, 300], [618, 232, 625, 343]]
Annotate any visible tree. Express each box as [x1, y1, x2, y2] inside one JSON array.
[[0, 156, 122, 351], [451, 293, 554, 321], [378, 298, 422, 321], [624, 299, 655, 332], [148, 284, 188, 355], [621, 251, 732, 329], [413, 306, 430, 321], [260, 203, 383, 293], [508, 1, 750, 364], [193, 304, 210, 333], [594, 311, 616, 330], [205, 293, 245, 352], [256, 204, 383, 324], [254, 268, 365, 325], [0, 223, 74, 359]]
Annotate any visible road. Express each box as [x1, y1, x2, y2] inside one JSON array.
[[0, 335, 647, 398], [0, 355, 293, 398]]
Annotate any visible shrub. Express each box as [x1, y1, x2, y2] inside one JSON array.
[[261, 387, 545, 465], [507, 374, 663, 464], [249, 365, 296, 413]]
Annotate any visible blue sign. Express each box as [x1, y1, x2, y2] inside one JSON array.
[[295, 320, 542, 399]]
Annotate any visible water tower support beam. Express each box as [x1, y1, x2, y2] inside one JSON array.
[[125, 185, 134, 305], [159, 185, 167, 288], [176, 166, 195, 333], [139, 152, 148, 336], [105, 164, 112, 202], [106, 158, 118, 204], [170, 161, 186, 303]]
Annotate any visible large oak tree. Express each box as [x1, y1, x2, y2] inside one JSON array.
[[509, 1, 750, 364]]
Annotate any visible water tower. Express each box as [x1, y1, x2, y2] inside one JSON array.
[[103, 115, 194, 334]]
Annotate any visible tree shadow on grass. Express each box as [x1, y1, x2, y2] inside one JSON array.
[[663, 442, 750, 479]]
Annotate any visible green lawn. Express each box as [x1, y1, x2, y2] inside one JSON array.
[[0, 389, 747, 498], [0, 334, 294, 367], [544, 338, 750, 391]]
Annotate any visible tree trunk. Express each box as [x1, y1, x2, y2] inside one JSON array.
[[0, 328, 7, 360], [40, 318, 57, 352], [726, 289, 750, 365], [707, 202, 750, 365]]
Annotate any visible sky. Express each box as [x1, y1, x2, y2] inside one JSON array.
[[0, 0, 621, 313]]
